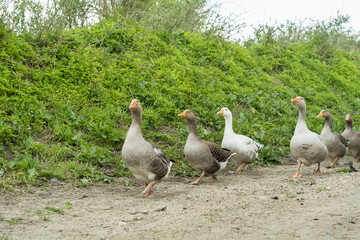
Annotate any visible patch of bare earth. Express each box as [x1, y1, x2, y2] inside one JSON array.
[[1, 158, 360, 240]]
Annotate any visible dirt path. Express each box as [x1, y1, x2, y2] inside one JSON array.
[[1, 159, 360, 240]]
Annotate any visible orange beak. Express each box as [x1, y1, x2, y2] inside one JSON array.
[[129, 100, 136, 108], [217, 109, 224, 115], [346, 114, 350, 121], [291, 97, 299, 103], [178, 111, 186, 117], [317, 112, 323, 118]]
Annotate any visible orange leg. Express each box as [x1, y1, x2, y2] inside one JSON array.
[[326, 157, 339, 168], [313, 163, 322, 175], [139, 181, 159, 197], [290, 162, 302, 178], [191, 171, 205, 185], [210, 175, 218, 182], [236, 163, 247, 173]]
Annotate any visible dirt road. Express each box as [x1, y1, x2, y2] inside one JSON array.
[[1, 159, 360, 240]]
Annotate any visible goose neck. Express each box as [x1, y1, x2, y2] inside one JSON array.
[[224, 115, 234, 134], [295, 105, 308, 131], [323, 117, 332, 131], [130, 110, 142, 134], [345, 121, 353, 132], [186, 118, 199, 138]]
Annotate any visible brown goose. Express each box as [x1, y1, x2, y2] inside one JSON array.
[[317, 110, 347, 168], [290, 97, 328, 177], [342, 114, 360, 162], [122, 99, 175, 197], [178, 110, 236, 185]]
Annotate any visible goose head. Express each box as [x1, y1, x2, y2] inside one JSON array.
[[346, 114, 352, 123], [178, 109, 196, 120], [317, 110, 331, 119], [291, 96, 306, 106], [129, 99, 142, 113], [217, 107, 232, 118]]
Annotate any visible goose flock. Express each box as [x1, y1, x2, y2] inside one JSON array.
[[122, 97, 359, 197]]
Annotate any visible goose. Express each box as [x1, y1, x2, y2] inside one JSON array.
[[217, 107, 262, 173], [122, 99, 175, 197], [178, 110, 236, 185], [342, 114, 360, 162], [290, 97, 328, 177], [317, 110, 347, 168]]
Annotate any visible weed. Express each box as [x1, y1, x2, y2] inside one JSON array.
[[65, 201, 72, 209], [36, 210, 43, 215], [122, 180, 134, 187], [0, 236, 13, 240], [6, 218, 22, 226], [45, 206, 64, 214], [336, 168, 350, 173], [285, 192, 296, 198], [316, 187, 331, 193], [0, 178, 14, 191], [78, 178, 93, 187], [36, 209, 50, 221]]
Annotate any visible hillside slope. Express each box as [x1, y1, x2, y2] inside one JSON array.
[[1, 18, 360, 186]]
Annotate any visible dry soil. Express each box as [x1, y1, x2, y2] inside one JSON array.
[[1, 158, 360, 240]]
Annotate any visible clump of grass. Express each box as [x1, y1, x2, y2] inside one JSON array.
[[6, 218, 22, 226], [45, 206, 64, 214], [336, 168, 350, 173], [1, 236, 13, 240], [64, 201, 72, 209], [316, 187, 331, 193]]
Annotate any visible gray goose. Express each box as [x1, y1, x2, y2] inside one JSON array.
[[290, 97, 328, 177], [122, 99, 174, 197], [178, 110, 236, 185], [317, 110, 347, 168], [342, 114, 360, 162]]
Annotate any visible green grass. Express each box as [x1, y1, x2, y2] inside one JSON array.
[[45, 206, 64, 214], [0, 236, 13, 240], [6, 218, 22, 226], [1, 15, 360, 188], [316, 187, 331, 193], [336, 168, 350, 173], [65, 201, 72, 209]]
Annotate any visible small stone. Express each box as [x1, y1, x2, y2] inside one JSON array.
[[118, 221, 127, 226]]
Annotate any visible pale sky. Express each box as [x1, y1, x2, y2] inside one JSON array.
[[210, 0, 360, 39]]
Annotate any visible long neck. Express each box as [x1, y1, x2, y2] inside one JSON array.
[[186, 118, 199, 138], [224, 115, 234, 135], [129, 110, 142, 135], [323, 117, 332, 131], [295, 104, 308, 131], [345, 120, 353, 132]]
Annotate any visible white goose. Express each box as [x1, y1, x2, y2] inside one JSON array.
[[217, 107, 262, 173], [290, 97, 328, 177]]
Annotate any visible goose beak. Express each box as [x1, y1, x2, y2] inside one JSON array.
[[178, 111, 186, 117], [217, 109, 224, 115], [317, 112, 323, 118], [129, 100, 137, 108], [346, 114, 351, 121], [291, 98, 299, 104]]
